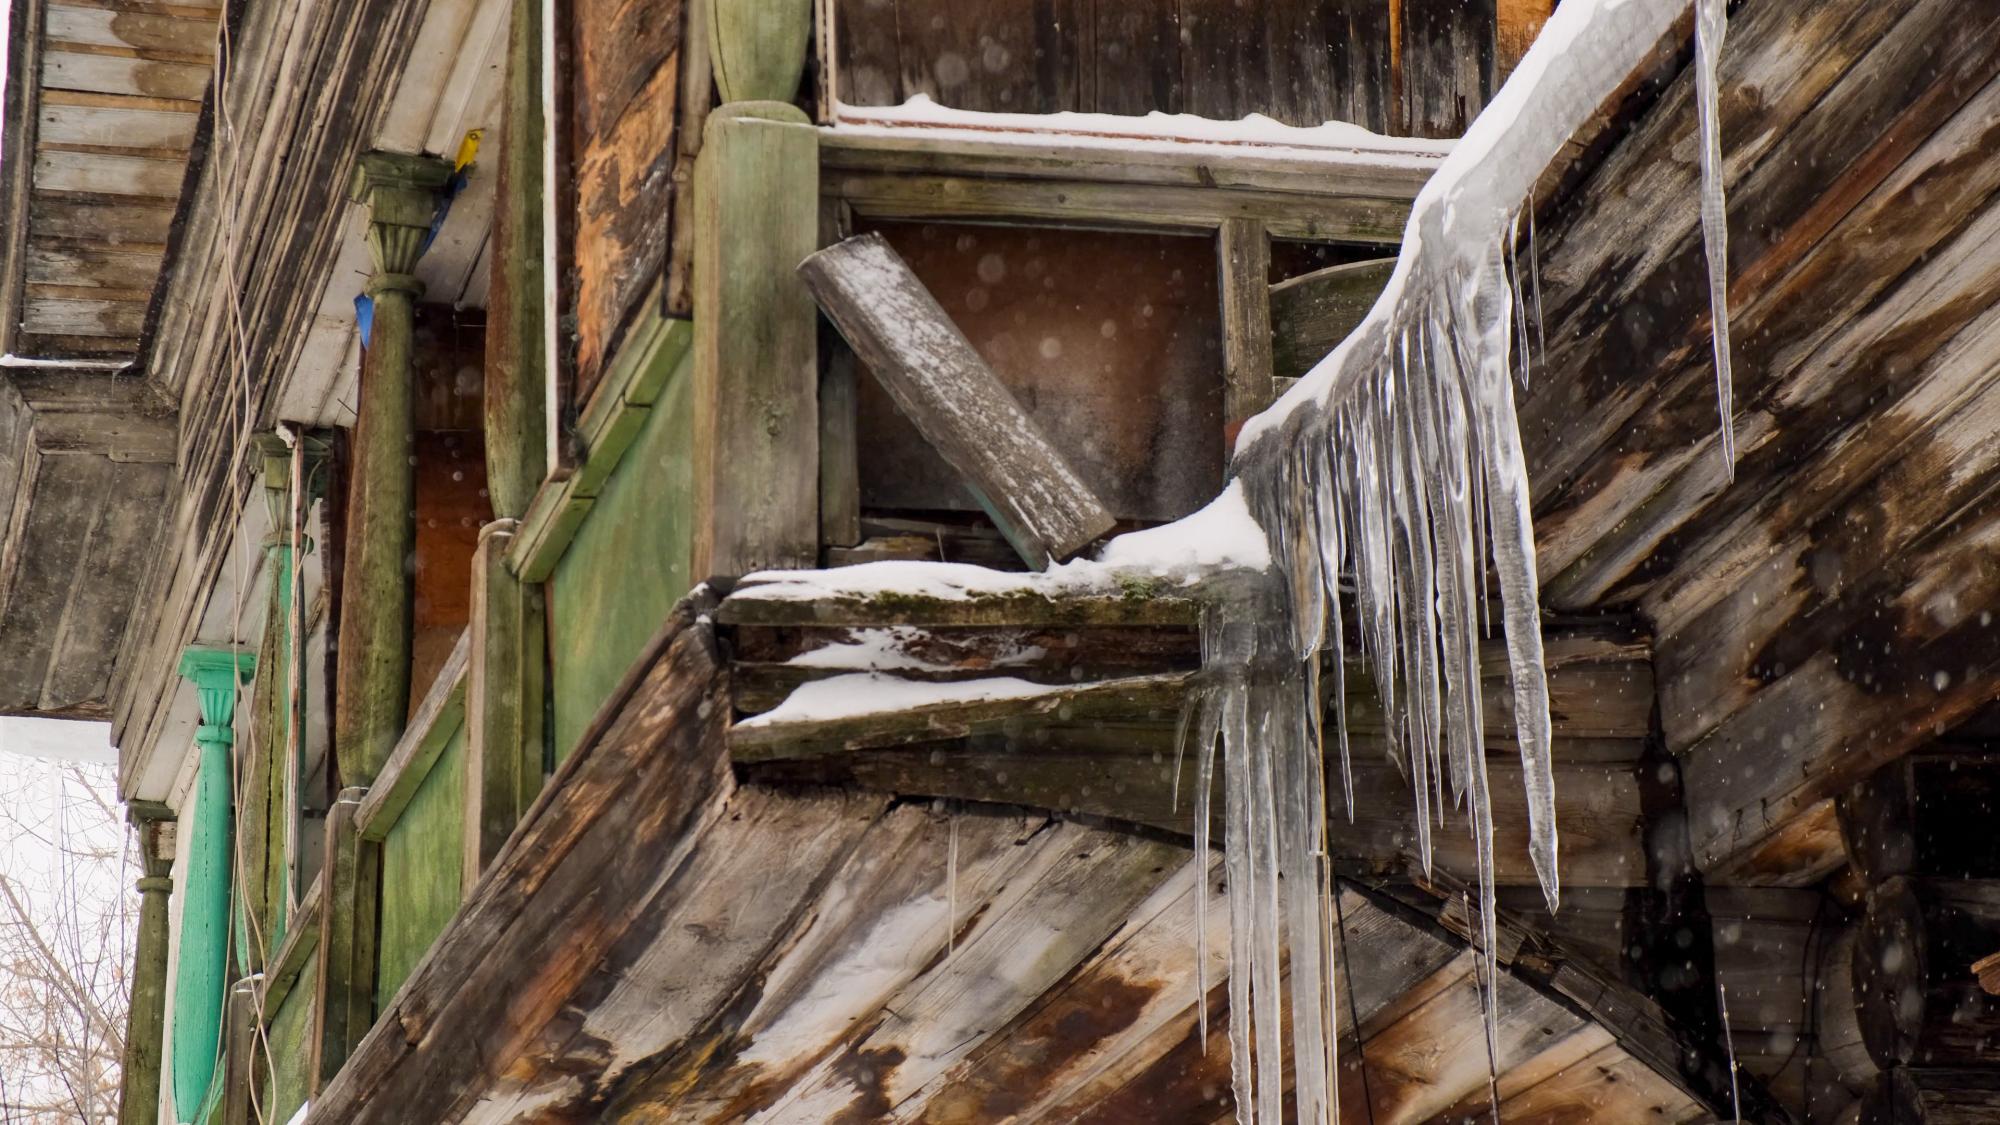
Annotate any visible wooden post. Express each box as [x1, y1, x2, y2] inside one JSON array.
[[1218, 217, 1276, 440], [485, 0, 548, 520], [797, 233, 1117, 568], [691, 102, 821, 580], [337, 152, 452, 787], [464, 519, 545, 885], [219, 979, 257, 1125], [115, 814, 173, 1125], [169, 648, 253, 1120], [310, 787, 380, 1093]]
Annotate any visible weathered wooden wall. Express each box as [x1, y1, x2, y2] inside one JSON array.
[[834, 0, 1523, 138], [548, 344, 697, 759], [569, 0, 684, 397], [853, 220, 1224, 523]]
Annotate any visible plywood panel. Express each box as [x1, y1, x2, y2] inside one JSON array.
[[854, 221, 1225, 522]]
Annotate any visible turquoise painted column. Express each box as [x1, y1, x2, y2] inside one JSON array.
[[169, 647, 253, 1123]]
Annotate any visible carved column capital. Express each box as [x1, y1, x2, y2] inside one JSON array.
[[348, 151, 453, 280], [177, 647, 255, 748]]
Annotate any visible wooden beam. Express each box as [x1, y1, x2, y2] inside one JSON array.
[[816, 125, 1444, 203], [730, 671, 1191, 761], [691, 101, 821, 581], [798, 232, 1116, 568], [719, 573, 1206, 627], [828, 170, 1413, 243], [0, 0, 47, 358], [1217, 218, 1274, 436], [1856, 877, 2000, 1069]]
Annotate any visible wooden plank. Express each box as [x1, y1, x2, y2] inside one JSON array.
[[1090, 0, 1179, 116], [1496, 0, 1555, 83], [1516, 0, 1912, 500], [307, 597, 731, 1124], [719, 577, 1204, 627], [871, 854, 1229, 1123], [1, 0, 47, 357], [374, 723, 465, 1008], [25, 242, 163, 289], [33, 148, 184, 196], [36, 462, 168, 708], [748, 734, 1646, 888], [11, 292, 148, 347], [1545, 50, 2000, 617], [308, 787, 379, 1094], [259, 871, 323, 1017], [828, 169, 1416, 243], [690, 102, 820, 579], [1331, 0, 1392, 135], [730, 671, 1191, 761], [463, 521, 544, 881], [569, 6, 679, 392], [708, 822, 1184, 1121], [1270, 256, 1397, 380], [1217, 217, 1274, 436], [40, 48, 212, 100], [466, 786, 894, 1121], [29, 194, 172, 242], [0, 454, 111, 711], [354, 630, 470, 840], [814, 114, 1446, 201], [1400, 0, 1494, 139], [38, 99, 196, 149], [799, 232, 1116, 567], [44, 5, 217, 55]]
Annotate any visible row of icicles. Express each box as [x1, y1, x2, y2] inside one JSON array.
[[1189, 1, 1735, 1120]]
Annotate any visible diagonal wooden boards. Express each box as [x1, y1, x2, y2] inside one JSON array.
[[799, 232, 1115, 569]]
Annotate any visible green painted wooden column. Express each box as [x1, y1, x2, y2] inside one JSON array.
[[484, 0, 547, 520], [336, 152, 452, 787], [169, 648, 253, 1124], [116, 811, 174, 1125]]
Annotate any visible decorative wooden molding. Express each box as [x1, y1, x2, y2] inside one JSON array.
[[508, 301, 695, 582]]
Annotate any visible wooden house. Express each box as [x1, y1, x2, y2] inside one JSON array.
[[1, 0, 1995, 1120]]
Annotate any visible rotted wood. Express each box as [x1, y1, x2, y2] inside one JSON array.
[[1269, 256, 1397, 381], [1855, 876, 2000, 1069], [305, 595, 730, 1124], [798, 232, 1116, 568]]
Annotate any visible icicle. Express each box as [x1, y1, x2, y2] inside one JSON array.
[[1695, 0, 1735, 477], [1176, 1, 1700, 1117]]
